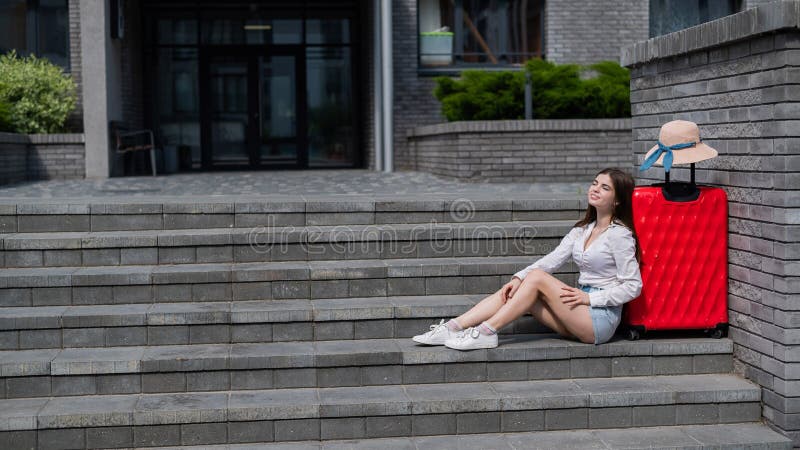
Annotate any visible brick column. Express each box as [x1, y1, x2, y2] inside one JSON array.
[[622, 1, 800, 443]]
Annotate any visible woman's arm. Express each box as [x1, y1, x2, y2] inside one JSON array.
[[588, 226, 642, 307], [513, 227, 581, 280]]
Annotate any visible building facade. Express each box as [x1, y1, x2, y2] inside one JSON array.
[[0, 0, 755, 178]]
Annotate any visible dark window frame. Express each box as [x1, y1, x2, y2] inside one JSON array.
[[416, 0, 545, 75], [0, 0, 70, 70]]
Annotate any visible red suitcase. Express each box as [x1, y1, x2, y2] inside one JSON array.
[[623, 167, 728, 340]]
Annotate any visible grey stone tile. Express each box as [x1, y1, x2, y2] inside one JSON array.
[[0, 430, 36, 450], [354, 320, 395, 339], [181, 422, 227, 445], [105, 326, 147, 346], [321, 417, 366, 440], [229, 342, 314, 370], [148, 326, 190, 345], [588, 406, 632, 429], [231, 369, 275, 390], [570, 358, 611, 378], [232, 324, 273, 343], [38, 394, 137, 428], [545, 408, 588, 430], [275, 418, 320, 441], [676, 403, 719, 425], [62, 328, 105, 347], [141, 373, 186, 393], [361, 365, 402, 385], [632, 405, 676, 426], [597, 426, 700, 448], [97, 374, 141, 395], [492, 379, 586, 410], [318, 367, 361, 388], [611, 356, 653, 377], [314, 322, 354, 341], [411, 413, 456, 436], [189, 324, 231, 344], [403, 364, 445, 384], [406, 382, 498, 414], [653, 355, 693, 375], [273, 322, 313, 342], [19, 329, 61, 349], [229, 388, 318, 421], [274, 368, 316, 388], [366, 415, 411, 438], [318, 385, 410, 417], [142, 344, 230, 372], [5, 377, 50, 398], [133, 424, 181, 447], [501, 410, 545, 432], [457, 412, 501, 434], [38, 428, 85, 450], [52, 376, 97, 396], [134, 392, 228, 425], [488, 362, 529, 381], [719, 401, 761, 423], [86, 426, 133, 449], [228, 420, 274, 444]]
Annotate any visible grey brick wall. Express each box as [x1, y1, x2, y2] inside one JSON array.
[[390, 0, 648, 172], [363, 1, 376, 170], [67, 0, 82, 131], [0, 133, 29, 185], [120, 0, 144, 129], [622, 1, 800, 444], [408, 119, 633, 182], [545, 0, 649, 65], [392, 0, 445, 171], [0, 133, 85, 185]]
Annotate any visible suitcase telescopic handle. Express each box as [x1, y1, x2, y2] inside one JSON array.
[[661, 163, 701, 202]]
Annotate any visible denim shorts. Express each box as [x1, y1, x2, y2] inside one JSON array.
[[580, 284, 622, 345]]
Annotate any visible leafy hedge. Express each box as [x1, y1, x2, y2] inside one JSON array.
[[433, 59, 630, 121], [0, 51, 77, 133]]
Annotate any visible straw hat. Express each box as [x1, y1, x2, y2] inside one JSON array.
[[640, 120, 717, 172]]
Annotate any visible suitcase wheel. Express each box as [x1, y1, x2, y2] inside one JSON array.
[[625, 326, 645, 341], [705, 323, 728, 339]]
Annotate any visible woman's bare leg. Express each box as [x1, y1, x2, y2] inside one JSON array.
[[530, 300, 576, 340], [453, 290, 505, 328], [486, 269, 594, 344]]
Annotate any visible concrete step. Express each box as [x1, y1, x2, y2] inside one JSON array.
[[0, 295, 561, 349], [0, 374, 762, 448], [0, 337, 733, 397], [140, 424, 793, 450], [0, 221, 570, 268], [0, 197, 586, 233], [0, 256, 578, 307]]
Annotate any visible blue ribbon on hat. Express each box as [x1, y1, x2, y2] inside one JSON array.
[[639, 140, 698, 173]]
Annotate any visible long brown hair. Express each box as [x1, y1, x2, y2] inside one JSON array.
[[575, 168, 641, 262]]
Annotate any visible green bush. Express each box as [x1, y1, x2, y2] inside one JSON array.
[[433, 59, 630, 121], [0, 51, 77, 133], [0, 95, 11, 132]]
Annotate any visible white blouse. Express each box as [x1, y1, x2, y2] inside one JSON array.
[[513, 220, 643, 308]]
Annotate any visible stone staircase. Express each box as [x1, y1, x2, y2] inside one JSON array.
[[0, 195, 790, 449]]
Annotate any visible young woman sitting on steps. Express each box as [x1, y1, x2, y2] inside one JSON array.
[[413, 168, 643, 350]]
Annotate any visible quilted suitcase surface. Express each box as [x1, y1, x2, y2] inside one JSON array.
[[624, 185, 728, 336]]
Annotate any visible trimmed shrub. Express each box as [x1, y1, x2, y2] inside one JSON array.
[[0, 51, 77, 133], [434, 59, 630, 121]]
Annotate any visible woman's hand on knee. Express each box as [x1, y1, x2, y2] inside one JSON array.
[[560, 287, 590, 308], [500, 277, 522, 303]]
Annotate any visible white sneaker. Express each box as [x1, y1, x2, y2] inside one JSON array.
[[412, 319, 462, 345], [444, 327, 498, 350]]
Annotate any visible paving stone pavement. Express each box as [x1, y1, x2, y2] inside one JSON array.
[[0, 170, 586, 202]]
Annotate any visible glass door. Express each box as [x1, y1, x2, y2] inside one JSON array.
[[208, 55, 250, 167], [258, 54, 299, 165], [202, 49, 301, 169]]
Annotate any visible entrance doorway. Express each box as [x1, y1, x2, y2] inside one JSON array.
[[201, 48, 305, 169], [143, 1, 362, 171]]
